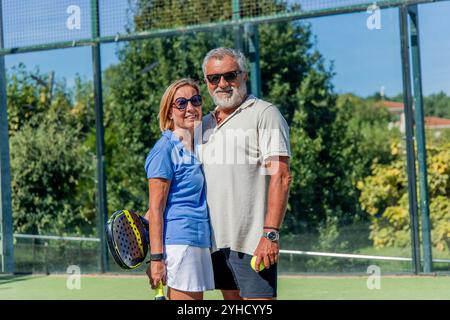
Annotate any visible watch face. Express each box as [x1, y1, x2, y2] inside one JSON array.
[[267, 231, 278, 241]]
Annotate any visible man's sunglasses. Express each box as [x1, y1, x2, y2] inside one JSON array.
[[206, 70, 242, 85], [172, 94, 202, 110]]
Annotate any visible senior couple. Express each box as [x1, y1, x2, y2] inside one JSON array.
[[144, 48, 291, 300]]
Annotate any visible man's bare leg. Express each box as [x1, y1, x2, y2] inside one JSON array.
[[221, 289, 242, 300]]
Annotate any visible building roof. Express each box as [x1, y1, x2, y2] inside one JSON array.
[[378, 100, 450, 129], [424, 116, 450, 128], [379, 100, 404, 112]]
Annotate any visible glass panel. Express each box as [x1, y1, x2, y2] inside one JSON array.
[[2, 0, 92, 49], [275, 8, 413, 274], [6, 47, 98, 273], [2, 0, 448, 279], [99, 0, 135, 37], [418, 1, 450, 274]]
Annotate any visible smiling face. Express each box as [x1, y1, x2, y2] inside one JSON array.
[[205, 55, 248, 109], [169, 85, 202, 133]]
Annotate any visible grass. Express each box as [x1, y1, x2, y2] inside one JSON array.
[[0, 274, 449, 300]]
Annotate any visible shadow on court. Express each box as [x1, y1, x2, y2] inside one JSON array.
[[0, 273, 44, 286]]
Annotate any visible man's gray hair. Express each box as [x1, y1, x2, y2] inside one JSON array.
[[202, 47, 248, 76]]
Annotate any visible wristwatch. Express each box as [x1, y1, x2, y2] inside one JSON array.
[[263, 230, 279, 242]]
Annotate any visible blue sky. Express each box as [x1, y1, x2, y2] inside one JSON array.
[[4, 1, 450, 97]]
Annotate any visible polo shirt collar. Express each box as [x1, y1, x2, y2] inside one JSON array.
[[238, 94, 257, 110], [211, 95, 257, 128], [163, 129, 198, 159], [163, 129, 183, 148]]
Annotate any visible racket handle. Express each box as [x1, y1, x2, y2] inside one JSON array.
[[154, 281, 166, 300], [140, 216, 149, 229]]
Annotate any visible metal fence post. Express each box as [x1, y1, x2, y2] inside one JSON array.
[[399, 5, 421, 274], [0, 0, 15, 274], [91, 0, 108, 273], [245, 24, 262, 98], [407, 4, 433, 274], [232, 0, 244, 51]]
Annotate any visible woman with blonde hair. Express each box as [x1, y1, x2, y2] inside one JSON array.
[[144, 78, 214, 300]]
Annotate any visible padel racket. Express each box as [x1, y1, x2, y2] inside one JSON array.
[[106, 209, 166, 300], [106, 209, 149, 269]]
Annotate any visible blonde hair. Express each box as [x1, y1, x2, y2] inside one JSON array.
[[158, 78, 200, 132]]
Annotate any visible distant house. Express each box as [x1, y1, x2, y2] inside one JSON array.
[[424, 116, 450, 129], [377, 100, 450, 135]]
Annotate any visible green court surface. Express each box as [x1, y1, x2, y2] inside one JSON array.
[[0, 274, 449, 300]]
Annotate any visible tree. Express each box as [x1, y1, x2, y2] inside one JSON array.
[[6, 64, 55, 135], [8, 69, 96, 236], [424, 91, 450, 119], [358, 139, 450, 252]]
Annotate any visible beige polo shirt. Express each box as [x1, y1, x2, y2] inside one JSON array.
[[196, 96, 291, 256]]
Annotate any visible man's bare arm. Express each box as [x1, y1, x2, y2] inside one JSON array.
[[253, 156, 292, 268], [264, 156, 291, 229]]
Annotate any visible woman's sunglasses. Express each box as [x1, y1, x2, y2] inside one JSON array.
[[206, 70, 242, 85], [172, 94, 202, 110]]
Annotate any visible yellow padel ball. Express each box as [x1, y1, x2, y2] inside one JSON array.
[[250, 256, 266, 272]]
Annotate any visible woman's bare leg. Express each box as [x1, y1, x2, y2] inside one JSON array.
[[167, 287, 203, 300]]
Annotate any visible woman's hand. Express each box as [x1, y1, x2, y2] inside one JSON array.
[[146, 260, 166, 289]]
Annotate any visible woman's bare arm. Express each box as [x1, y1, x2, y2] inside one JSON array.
[[146, 178, 171, 288]]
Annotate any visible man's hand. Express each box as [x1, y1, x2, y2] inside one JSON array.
[[253, 237, 279, 269], [146, 260, 166, 289]]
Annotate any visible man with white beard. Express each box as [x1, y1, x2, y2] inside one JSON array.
[[198, 48, 292, 300]]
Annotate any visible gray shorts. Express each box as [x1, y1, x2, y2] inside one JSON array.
[[211, 248, 277, 298]]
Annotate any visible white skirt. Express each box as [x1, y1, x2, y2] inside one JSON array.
[[165, 245, 215, 292]]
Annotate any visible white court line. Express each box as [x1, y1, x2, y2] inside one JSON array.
[[280, 249, 450, 264], [13, 234, 100, 242]]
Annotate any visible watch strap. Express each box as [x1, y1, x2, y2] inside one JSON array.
[[263, 226, 280, 231], [149, 253, 165, 261]]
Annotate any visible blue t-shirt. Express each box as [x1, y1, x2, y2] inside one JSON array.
[[144, 130, 211, 248]]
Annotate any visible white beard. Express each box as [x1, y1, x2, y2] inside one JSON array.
[[212, 84, 247, 109]]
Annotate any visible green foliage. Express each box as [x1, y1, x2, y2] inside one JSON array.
[[9, 89, 96, 236], [359, 139, 450, 252], [287, 88, 398, 233], [132, 0, 287, 31], [6, 66, 96, 236], [6, 64, 54, 134], [305, 216, 349, 270], [424, 91, 450, 119], [330, 95, 399, 221]]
